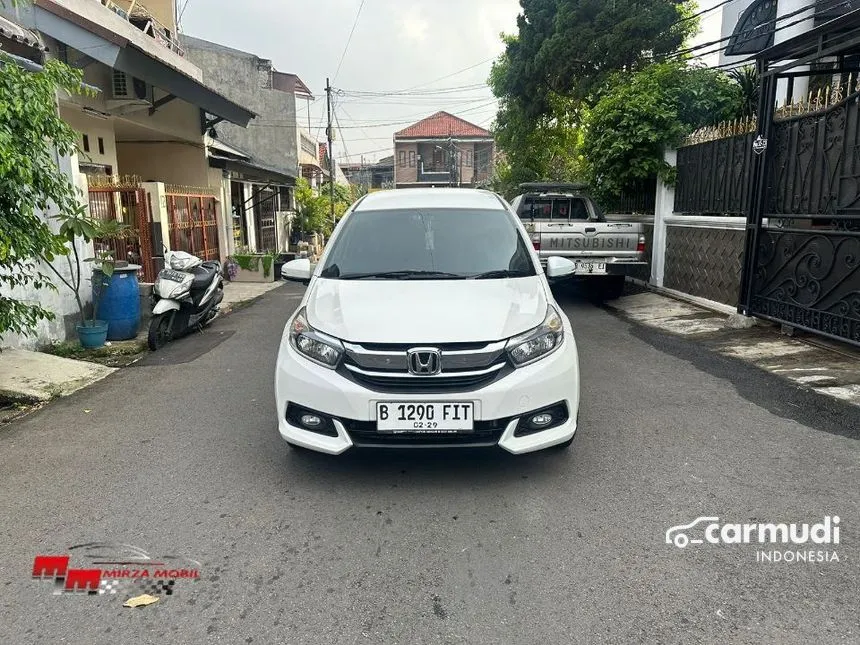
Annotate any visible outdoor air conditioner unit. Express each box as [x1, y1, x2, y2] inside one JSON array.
[[107, 70, 153, 112]]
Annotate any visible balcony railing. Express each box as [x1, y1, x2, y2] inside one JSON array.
[[100, 0, 185, 56]]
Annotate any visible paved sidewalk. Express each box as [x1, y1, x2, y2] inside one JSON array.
[[0, 349, 115, 404], [606, 291, 860, 407], [221, 279, 287, 313]]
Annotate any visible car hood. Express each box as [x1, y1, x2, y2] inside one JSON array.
[[305, 277, 548, 344]]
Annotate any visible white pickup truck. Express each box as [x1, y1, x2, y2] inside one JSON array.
[[509, 183, 647, 299]]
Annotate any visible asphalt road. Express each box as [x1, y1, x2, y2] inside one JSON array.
[[1, 281, 858, 645]]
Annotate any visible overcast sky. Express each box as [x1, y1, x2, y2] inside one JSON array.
[[180, 0, 521, 164]]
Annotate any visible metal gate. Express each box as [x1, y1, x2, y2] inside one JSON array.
[[166, 189, 220, 262], [741, 72, 860, 346], [253, 187, 277, 252], [87, 183, 156, 282]]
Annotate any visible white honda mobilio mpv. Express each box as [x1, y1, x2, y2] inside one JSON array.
[[275, 188, 581, 455]]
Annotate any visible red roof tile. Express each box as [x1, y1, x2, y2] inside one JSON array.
[[394, 111, 492, 139]]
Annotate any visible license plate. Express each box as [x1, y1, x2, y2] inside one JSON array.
[[160, 269, 186, 282], [376, 402, 474, 432], [574, 261, 606, 274]]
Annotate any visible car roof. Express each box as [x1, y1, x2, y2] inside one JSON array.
[[354, 188, 504, 212]]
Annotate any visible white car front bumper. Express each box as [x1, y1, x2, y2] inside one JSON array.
[[274, 331, 580, 455]]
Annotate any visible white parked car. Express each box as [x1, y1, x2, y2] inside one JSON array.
[[275, 188, 581, 455]]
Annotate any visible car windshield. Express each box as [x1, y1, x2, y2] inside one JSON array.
[[319, 207, 536, 279]]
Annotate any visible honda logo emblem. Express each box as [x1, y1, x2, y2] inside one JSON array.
[[407, 348, 441, 375]]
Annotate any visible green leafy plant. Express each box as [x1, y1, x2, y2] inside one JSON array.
[[261, 254, 274, 278], [729, 65, 760, 118], [45, 208, 130, 327], [0, 49, 90, 341], [232, 253, 259, 271], [582, 61, 743, 201]]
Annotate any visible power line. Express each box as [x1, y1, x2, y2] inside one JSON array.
[[669, 0, 846, 63], [333, 0, 366, 83]]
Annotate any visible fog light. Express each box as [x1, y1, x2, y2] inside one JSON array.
[[301, 414, 323, 428], [530, 413, 554, 427]]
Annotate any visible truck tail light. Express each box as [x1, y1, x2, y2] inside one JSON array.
[[637, 235, 646, 253], [532, 234, 541, 251]]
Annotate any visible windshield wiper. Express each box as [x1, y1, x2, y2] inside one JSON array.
[[338, 270, 466, 280], [469, 269, 533, 280]]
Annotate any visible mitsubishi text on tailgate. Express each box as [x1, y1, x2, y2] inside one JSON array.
[[509, 183, 647, 299]]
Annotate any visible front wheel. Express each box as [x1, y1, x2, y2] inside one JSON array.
[[147, 313, 173, 351]]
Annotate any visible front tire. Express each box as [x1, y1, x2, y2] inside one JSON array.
[[147, 313, 173, 351]]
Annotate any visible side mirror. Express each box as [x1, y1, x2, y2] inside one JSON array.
[[545, 256, 577, 279], [281, 258, 312, 284]]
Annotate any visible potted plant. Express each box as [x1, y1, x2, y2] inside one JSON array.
[[229, 248, 276, 283], [44, 205, 129, 349]]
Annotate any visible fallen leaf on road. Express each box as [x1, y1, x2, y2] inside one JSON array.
[[123, 594, 159, 608]]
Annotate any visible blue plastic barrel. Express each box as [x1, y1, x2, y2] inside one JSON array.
[[93, 265, 141, 341]]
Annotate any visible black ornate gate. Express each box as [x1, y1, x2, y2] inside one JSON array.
[[740, 14, 860, 347]]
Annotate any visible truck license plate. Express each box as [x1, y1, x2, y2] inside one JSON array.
[[574, 261, 607, 274], [376, 402, 474, 432]]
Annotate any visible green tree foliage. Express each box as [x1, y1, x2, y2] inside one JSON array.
[[728, 65, 760, 118], [489, 43, 586, 198], [0, 51, 87, 340], [499, 0, 697, 117], [294, 178, 356, 237], [583, 61, 743, 200]]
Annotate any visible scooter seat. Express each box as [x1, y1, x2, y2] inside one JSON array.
[[189, 264, 218, 290]]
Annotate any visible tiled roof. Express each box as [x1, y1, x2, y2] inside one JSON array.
[[394, 111, 492, 139]]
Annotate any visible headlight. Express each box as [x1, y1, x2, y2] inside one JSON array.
[[289, 307, 343, 368], [506, 304, 564, 366], [164, 278, 192, 299]]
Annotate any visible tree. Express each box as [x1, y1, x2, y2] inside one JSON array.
[[499, 0, 697, 118], [582, 61, 743, 200], [0, 48, 87, 341], [293, 179, 354, 238], [489, 41, 587, 198], [729, 65, 760, 118]]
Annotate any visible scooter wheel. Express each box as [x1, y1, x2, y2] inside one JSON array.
[[147, 313, 172, 351]]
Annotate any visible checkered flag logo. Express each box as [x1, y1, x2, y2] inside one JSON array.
[[98, 579, 122, 595], [139, 580, 176, 596]]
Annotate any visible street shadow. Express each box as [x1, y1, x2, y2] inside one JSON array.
[[271, 433, 585, 492]]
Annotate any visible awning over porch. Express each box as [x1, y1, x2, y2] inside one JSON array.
[[21, 0, 255, 127], [209, 154, 296, 187]]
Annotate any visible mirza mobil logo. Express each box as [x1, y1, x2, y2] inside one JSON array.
[[666, 516, 841, 563], [32, 542, 201, 597]]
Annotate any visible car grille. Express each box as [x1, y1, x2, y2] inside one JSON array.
[[342, 417, 510, 447], [340, 340, 512, 393]]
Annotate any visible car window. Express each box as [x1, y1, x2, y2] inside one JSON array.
[[519, 196, 590, 221], [320, 207, 536, 279]]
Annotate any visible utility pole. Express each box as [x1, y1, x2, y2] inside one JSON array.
[[325, 77, 335, 227]]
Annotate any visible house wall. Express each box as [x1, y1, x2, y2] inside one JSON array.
[[182, 36, 299, 181], [116, 141, 210, 186], [394, 141, 418, 184], [60, 106, 119, 174]]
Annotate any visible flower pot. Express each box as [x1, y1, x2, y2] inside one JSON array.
[[76, 320, 109, 349]]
